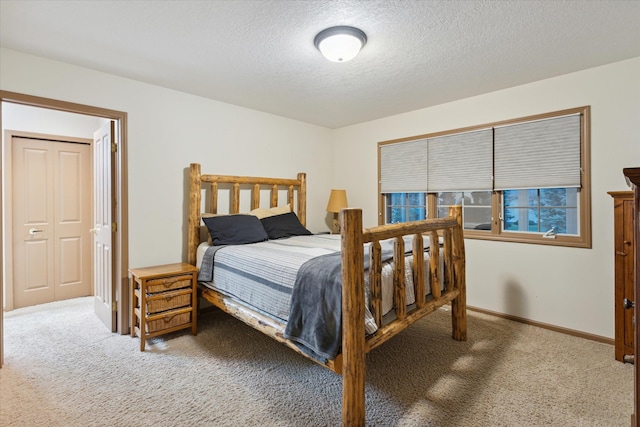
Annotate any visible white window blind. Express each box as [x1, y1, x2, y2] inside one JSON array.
[[380, 139, 428, 193], [427, 129, 493, 191], [494, 114, 581, 190]]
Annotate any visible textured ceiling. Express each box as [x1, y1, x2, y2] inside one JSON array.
[[1, 0, 639, 129]]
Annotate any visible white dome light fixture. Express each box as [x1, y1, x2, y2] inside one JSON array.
[[314, 26, 367, 63]]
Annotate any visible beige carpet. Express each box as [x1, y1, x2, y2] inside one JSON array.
[[0, 297, 633, 426]]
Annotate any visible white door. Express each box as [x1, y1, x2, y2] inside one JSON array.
[[12, 137, 92, 308], [93, 121, 117, 332]]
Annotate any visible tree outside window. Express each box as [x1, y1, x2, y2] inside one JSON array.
[[386, 193, 427, 224], [503, 188, 578, 234]]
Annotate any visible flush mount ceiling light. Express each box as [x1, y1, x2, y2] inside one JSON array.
[[314, 26, 367, 63]]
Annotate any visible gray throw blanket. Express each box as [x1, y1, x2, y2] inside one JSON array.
[[284, 247, 401, 362], [283, 251, 346, 361]]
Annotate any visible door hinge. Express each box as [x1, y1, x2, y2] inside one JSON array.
[[112, 301, 117, 312], [111, 142, 117, 153], [112, 222, 118, 232]]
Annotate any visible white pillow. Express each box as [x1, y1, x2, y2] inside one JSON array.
[[249, 204, 291, 219]]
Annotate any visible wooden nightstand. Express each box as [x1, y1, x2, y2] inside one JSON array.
[[129, 262, 198, 351]]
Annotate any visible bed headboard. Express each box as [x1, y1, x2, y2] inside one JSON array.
[[188, 163, 307, 265]]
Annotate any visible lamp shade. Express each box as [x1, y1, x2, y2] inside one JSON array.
[[314, 26, 367, 63], [326, 189, 348, 213]]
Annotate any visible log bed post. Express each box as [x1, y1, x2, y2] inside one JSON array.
[[188, 163, 201, 266], [449, 205, 467, 341], [340, 208, 366, 427], [297, 172, 307, 227]]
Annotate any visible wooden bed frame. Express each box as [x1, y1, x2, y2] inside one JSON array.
[[187, 163, 467, 426]]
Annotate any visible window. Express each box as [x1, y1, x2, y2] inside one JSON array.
[[503, 188, 578, 235], [386, 193, 427, 224], [378, 106, 591, 248], [437, 191, 492, 230]]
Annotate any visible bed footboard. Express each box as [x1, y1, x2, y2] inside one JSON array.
[[187, 163, 466, 427], [340, 206, 466, 427]]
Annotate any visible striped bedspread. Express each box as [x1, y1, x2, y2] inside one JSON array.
[[198, 234, 342, 322], [197, 234, 441, 337]]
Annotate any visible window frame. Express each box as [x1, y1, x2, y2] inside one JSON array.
[[377, 106, 591, 248]]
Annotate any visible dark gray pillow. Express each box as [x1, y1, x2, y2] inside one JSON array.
[[202, 214, 268, 246], [260, 212, 312, 240]]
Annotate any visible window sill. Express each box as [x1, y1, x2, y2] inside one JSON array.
[[462, 229, 591, 248]]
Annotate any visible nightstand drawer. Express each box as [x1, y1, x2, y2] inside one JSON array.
[[144, 289, 192, 314], [145, 274, 193, 293], [145, 310, 192, 333]]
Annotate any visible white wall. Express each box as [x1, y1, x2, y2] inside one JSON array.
[[1, 102, 103, 138], [0, 48, 334, 269], [332, 57, 640, 339]]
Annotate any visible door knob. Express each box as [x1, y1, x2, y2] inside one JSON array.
[[28, 228, 44, 235], [90, 228, 99, 234], [623, 298, 634, 309]]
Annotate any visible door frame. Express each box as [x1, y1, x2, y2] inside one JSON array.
[[0, 90, 129, 367]]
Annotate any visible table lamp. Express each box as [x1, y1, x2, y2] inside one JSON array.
[[326, 189, 348, 234]]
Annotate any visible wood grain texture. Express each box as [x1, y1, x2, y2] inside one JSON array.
[[393, 237, 407, 321], [252, 184, 260, 210], [297, 173, 307, 227], [608, 191, 635, 362], [413, 233, 426, 308], [210, 182, 218, 213], [369, 241, 383, 327], [622, 167, 639, 427], [130, 263, 198, 351], [187, 164, 201, 266], [429, 230, 441, 300], [340, 209, 366, 427], [449, 205, 467, 341]]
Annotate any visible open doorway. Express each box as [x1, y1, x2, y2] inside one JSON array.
[[0, 91, 129, 367]]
